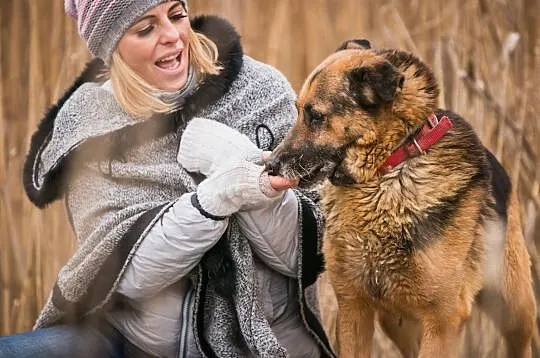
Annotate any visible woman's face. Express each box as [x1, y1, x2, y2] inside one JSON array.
[[117, 1, 191, 91]]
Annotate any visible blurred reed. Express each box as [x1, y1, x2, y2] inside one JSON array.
[[1, 0, 538, 356]]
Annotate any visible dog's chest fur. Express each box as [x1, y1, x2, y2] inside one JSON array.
[[319, 148, 489, 305], [321, 180, 423, 301]]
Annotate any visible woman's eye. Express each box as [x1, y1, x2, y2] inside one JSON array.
[[170, 12, 188, 21], [137, 25, 153, 37]]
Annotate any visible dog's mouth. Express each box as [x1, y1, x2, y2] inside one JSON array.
[[270, 143, 355, 187], [292, 157, 351, 188], [267, 141, 354, 188], [296, 163, 330, 188]]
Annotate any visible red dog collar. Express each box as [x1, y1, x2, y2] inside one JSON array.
[[378, 113, 453, 174]]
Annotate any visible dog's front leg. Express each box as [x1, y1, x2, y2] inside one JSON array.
[[418, 314, 463, 358], [335, 297, 374, 358]]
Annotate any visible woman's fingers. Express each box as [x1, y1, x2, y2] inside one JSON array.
[[268, 175, 299, 191]]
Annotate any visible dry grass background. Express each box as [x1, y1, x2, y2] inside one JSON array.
[[0, 0, 538, 356]]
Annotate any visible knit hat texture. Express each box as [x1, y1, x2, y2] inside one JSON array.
[[65, 0, 187, 63]]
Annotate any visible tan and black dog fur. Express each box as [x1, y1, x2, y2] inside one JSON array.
[[267, 40, 536, 357]]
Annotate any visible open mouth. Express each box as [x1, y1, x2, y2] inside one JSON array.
[[155, 52, 183, 73]]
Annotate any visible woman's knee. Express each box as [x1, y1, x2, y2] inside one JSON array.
[[0, 324, 122, 358]]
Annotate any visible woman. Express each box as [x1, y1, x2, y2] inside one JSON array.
[[1, 0, 334, 357]]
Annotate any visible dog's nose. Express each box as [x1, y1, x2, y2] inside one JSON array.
[[265, 155, 281, 176]]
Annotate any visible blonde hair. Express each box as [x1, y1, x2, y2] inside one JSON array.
[[109, 28, 222, 118]]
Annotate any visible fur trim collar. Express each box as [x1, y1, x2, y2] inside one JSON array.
[[23, 15, 243, 208]]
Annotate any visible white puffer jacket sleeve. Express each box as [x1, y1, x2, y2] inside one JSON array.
[[116, 193, 229, 300], [117, 189, 299, 300], [236, 189, 299, 277]]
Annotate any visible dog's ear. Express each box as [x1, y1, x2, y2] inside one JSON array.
[[336, 39, 371, 52], [348, 61, 404, 108]]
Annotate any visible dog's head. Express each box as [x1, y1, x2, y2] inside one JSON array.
[[268, 39, 439, 187]]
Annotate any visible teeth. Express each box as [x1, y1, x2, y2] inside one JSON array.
[[158, 54, 179, 63]]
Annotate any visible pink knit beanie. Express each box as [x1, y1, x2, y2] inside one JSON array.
[[65, 0, 188, 63]]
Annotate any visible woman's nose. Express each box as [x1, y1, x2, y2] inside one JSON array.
[[159, 21, 181, 44]]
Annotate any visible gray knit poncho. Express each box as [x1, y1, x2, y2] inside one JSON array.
[[23, 16, 335, 358]]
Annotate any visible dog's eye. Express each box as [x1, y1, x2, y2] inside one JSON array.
[[308, 111, 325, 125], [304, 105, 326, 126]]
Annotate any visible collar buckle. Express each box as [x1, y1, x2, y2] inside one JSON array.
[[427, 113, 440, 128]]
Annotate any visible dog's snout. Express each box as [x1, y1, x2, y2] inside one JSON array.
[[265, 155, 282, 176]]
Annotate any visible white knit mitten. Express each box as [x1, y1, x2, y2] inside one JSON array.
[[194, 160, 282, 218], [178, 117, 263, 176]]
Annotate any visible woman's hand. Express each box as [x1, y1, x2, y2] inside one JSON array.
[[178, 118, 263, 176]]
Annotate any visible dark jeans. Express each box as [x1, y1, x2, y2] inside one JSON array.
[[0, 320, 155, 358]]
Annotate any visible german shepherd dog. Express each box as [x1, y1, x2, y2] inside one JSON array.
[[267, 39, 536, 357]]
